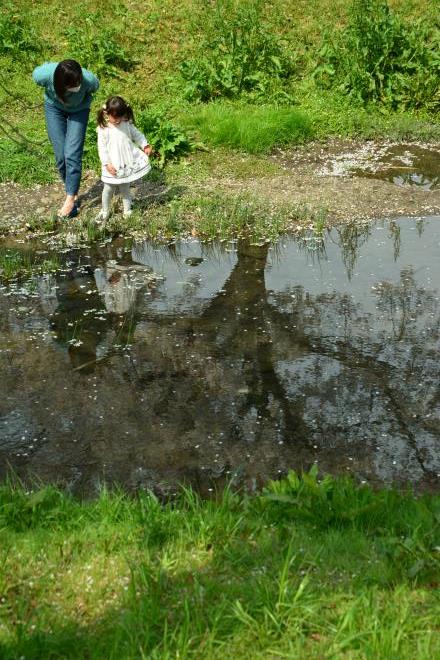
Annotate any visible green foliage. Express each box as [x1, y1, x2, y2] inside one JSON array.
[[314, 0, 440, 111], [181, 0, 296, 102], [262, 468, 440, 583], [296, 83, 440, 142], [189, 103, 313, 153], [0, 4, 43, 58], [0, 485, 74, 531], [1, 477, 440, 657], [157, 191, 316, 241], [0, 142, 54, 186], [136, 110, 195, 168], [64, 13, 134, 76], [264, 466, 388, 528], [82, 120, 101, 173]]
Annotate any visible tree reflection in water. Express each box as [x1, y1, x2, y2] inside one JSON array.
[[0, 218, 439, 493]]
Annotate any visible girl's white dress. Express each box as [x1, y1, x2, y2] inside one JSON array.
[[97, 121, 151, 185]]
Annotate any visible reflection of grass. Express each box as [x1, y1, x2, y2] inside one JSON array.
[[1, 470, 440, 657], [313, 208, 327, 235], [0, 248, 59, 281], [64, 320, 83, 346]]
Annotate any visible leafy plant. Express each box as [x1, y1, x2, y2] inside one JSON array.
[[136, 110, 195, 168], [180, 0, 296, 102], [0, 4, 43, 58], [262, 466, 385, 528], [314, 0, 440, 111], [64, 14, 134, 76]]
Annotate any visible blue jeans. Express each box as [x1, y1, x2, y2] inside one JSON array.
[[44, 102, 90, 196]]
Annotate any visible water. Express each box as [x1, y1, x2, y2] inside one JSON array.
[[320, 143, 439, 190], [1, 217, 439, 495]]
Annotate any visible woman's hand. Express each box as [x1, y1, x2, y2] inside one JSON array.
[[106, 163, 117, 176], [143, 145, 153, 156]]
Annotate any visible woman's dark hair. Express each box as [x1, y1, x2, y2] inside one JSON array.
[[97, 96, 135, 127], [54, 60, 82, 102]]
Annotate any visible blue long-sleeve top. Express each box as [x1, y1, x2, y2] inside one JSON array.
[[32, 62, 99, 112]]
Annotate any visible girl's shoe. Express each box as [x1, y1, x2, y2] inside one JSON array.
[[123, 209, 133, 218], [96, 210, 110, 222]]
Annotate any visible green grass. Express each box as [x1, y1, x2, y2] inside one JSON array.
[[0, 0, 438, 189], [20, 190, 326, 244], [298, 85, 440, 142], [187, 104, 313, 153], [159, 192, 323, 242], [0, 137, 55, 186], [1, 470, 440, 657]]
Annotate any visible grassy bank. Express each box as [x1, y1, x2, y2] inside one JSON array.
[[1, 471, 440, 658], [9, 191, 325, 245], [0, 0, 438, 188]]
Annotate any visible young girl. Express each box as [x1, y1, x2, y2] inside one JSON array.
[[97, 96, 153, 220]]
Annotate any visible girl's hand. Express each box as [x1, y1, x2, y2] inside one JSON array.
[[106, 163, 117, 176], [143, 145, 153, 156]]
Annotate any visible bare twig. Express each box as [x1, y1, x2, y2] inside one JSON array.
[[0, 75, 43, 110], [3, 118, 46, 146], [0, 124, 45, 156]]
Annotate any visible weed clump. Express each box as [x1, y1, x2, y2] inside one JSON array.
[[64, 12, 134, 76], [136, 111, 195, 168], [0, 4, 43, 59], [188, 104, 313, 153], [181, 0, 296, 102], [0, 248, 59, 281], [314, 0, 440, 111]]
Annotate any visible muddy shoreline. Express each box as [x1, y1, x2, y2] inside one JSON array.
[[0, 139, 439, 237], [241, 138, 440, 222]]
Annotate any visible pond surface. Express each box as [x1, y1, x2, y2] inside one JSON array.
[[1, 217, 439, 495]]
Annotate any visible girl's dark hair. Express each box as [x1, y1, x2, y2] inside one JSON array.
[[54, 60, 82, 102], [97, 96, 135, 127]]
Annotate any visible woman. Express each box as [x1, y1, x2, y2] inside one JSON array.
[[32, 60, 99, 218]]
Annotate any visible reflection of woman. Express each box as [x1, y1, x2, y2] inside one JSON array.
[[32, 60, 99, 218]]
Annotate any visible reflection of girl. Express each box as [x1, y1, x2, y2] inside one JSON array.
[[32, 60, 99, 218], [94, 263, 138, 314], [97, 96, 152, 220]]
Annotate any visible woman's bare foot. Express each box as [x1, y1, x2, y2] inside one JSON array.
[[58, 195, 76, 217]]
